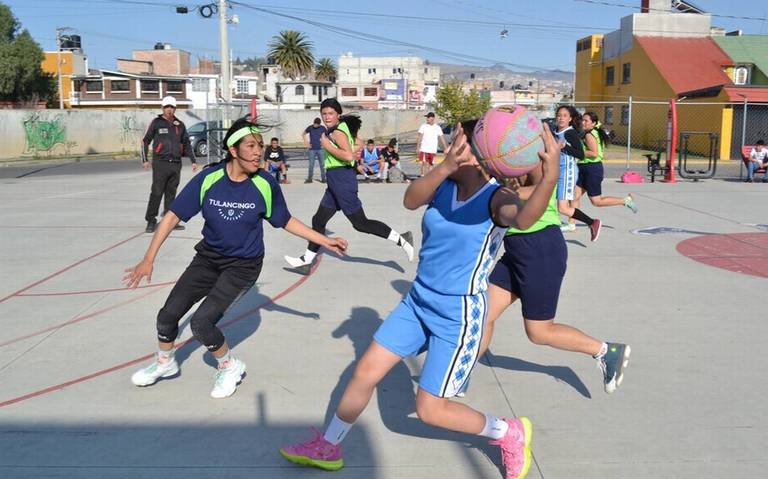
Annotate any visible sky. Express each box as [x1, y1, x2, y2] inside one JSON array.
[[5, 0, 768, 73]]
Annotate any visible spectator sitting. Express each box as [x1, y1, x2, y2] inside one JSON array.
[[264, 137, 289, 184], [381, 138, 400, 170], [747, 139, 768, 183], [360, 139, 386, 182]]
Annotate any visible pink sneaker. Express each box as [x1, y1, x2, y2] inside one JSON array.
[[490, 417, 533, 479], [589, 219, 602, 242], [279, 427, 344, 471]]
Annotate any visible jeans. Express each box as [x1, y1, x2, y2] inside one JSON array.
[[145, 160, 182, 222], [307, 149, 325, 181], [747, 161, 766, 181]]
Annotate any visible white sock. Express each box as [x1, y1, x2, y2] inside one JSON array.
[[323, 414, 353, 445], [593, 342, 608, 359], [387, 230, 401, 244], [479, 414, 509, 440], [158, 348, 175, 362], [216, 350, 231, 367], [303, 249, 317, 263]]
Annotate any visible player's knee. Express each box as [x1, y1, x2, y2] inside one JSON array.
[[415, 392, 443, 426]]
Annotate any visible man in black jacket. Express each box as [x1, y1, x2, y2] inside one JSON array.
[[141, 96, 199, 233]]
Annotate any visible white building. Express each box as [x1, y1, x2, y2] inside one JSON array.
[[337, 54, 440, 109]]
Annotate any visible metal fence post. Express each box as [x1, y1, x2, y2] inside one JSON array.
[[740, 98, 747, 180], [626, 96, 632, 169]]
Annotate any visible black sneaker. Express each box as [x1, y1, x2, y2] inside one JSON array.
[[173, 224, 185, 231], [145, 221, 157, 233], [399, 231, 415, 262], [304, 179, 313, 184], [597, 343, 631, 394]]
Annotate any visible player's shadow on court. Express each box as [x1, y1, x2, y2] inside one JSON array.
[[172, 285, 319, 369], [482, 351, 592, 399], [325, 306, 505, 477], [326, 251, 406, 273], [565, 239, 587, 248]]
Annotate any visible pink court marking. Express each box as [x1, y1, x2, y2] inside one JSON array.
[[677, 232, 768, 278], [0, 257, 322, 408]]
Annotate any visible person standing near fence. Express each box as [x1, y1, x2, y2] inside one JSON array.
[[141, 96, 199, 233], [416, 112, 448, 177], [303, 117, 327, 183]]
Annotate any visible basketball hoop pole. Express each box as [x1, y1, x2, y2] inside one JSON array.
[[664, 98, 677, 183]]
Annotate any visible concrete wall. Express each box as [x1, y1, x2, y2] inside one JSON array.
[[0, 108, 426, 161]]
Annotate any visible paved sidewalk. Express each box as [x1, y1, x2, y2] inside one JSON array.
[[0, 162, 765, 478]]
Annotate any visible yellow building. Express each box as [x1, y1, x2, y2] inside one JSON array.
[[41, 51, 88, 108], [574, 4, 768, 160]]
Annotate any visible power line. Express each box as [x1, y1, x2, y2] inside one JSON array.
[[573, 0, 767, 22]]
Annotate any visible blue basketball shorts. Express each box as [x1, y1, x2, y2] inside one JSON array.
[[488, 225, 567, 320], [373, 281, 486, 398], [320, 166, 363, 215], [557, 157, 578, 201]]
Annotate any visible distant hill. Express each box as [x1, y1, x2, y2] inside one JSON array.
[[434, 62, 573, 83]]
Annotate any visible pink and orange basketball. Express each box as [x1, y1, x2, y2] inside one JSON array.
[[471, 105, 543, 179]]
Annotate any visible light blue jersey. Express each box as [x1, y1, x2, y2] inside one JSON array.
[[415, 179, 506, 296]]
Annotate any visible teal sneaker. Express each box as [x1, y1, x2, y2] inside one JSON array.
[[624, 195, 638, 214], [560, 222, 576, 233], [598, 343, 631, 394]]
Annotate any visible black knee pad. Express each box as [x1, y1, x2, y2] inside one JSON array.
[[346, 211, 368, 232], [189, 308, 225, 351], [156, 309, 179, 344], [311, 206, 335, 232]]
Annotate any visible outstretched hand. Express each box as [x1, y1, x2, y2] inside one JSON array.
[[538, 122, 561, 182], [442, 123, 475, 172], [324, 236, 348, 256], [123, 259, 153, 288]]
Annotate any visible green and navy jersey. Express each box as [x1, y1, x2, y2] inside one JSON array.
[[579, 128, 603, 164], [506, 190, 559, 235], [324, 121, 356, 169], [416, 179, 505, 296], [170, 162, 291, 258]]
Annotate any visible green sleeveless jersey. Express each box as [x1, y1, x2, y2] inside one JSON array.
[[324, 121, 356, 169], [506, 189, 559, 235], [579, 128, 603, 164]]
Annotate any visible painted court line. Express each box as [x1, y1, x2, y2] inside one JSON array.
[[0, 257, 322, 408]]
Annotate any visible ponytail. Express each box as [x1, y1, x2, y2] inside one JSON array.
[[583, 111, 609, 147]]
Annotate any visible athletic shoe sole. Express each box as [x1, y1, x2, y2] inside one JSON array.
[[131, 362, 179, 387], [518, 417, 534, 479], [279, 448, 344, 471]]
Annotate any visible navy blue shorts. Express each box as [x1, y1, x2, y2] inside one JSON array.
[[320, 166, 363, 215], [576, 162, 604, 197], [488, 225, 567, 320]]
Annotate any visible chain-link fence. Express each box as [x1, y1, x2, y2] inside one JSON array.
[[560, 100, 768, 168]]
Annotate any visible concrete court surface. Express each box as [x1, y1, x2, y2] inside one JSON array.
[[0, 159, 766, 479]]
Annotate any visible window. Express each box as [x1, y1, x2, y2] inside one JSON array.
[[620, 105, 629, 125], [192, 78, 209, 92], [166, 80, 183, 93], [312, 85, 317, 95], [621, 63, 631, 84], [734, 66, 751, 85], [141, 80, 159, 92], [295, 85, 305, 95], [236, 79, 249, 94], [606, 66, 615, 86], [363, 87, 377, 97], [392, 67, 402, 74], [110, 80, 129, 93], [604, 106, 614, 125], [424, 68, 428, 74], [341, 87, 357, 97], [367, 68, 376, 74], [323, 86, 328, 95], [85, 80, 103, 92]]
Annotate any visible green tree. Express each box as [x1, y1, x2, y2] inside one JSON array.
[[0, 3, 57, 106], [434, 81, 491, 126], [267, 30, 314, 80], [314, 57, 336, 81]]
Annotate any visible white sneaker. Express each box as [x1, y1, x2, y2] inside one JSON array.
[[131, 354, 179, 386], [210, 358, 246, 399], [284, 254, 312, 268], [400, 231, 415, 262]]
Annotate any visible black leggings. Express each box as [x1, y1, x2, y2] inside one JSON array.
[[307, 206, 392, 252], [156, 242, 263, 351]]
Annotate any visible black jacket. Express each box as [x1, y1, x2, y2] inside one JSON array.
[[141, 115, 196, 164]]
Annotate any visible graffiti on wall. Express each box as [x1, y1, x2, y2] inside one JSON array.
[[119, 114, 144, 152], [22, 113, 77, 156]]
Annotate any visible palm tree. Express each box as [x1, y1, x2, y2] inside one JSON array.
[[315, 57, 337, 82], [267, 30, 314, 80]]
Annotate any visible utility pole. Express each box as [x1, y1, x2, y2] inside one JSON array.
[[55, 27, 72, 109], [219, 0, 231, 103]]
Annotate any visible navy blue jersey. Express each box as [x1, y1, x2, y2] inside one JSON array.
[[171, 163, 291, 258]]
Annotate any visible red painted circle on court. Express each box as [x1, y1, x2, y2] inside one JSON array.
[[677, 232, 768, 278]]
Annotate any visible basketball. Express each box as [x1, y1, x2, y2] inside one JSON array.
[[471, 105, 543, 179]]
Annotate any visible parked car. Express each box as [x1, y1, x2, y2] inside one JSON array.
[[187, 121, 223, 157]]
